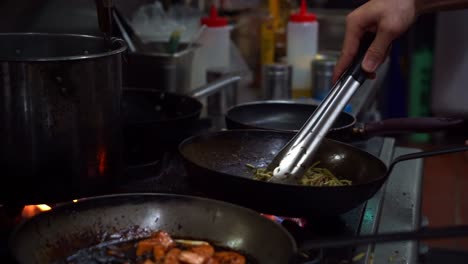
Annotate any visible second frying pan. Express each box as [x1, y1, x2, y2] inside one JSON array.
[[225, 101, 464, 141], [122, 73, 241, 166], [178, 129, 468, 217]]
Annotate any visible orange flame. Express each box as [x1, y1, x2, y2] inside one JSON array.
[[21, 204, 52, 218]]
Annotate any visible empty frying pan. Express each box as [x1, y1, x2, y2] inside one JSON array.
[[225, 101, 464, 142]]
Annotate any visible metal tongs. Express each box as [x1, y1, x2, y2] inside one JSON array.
[[267, 33, 376, 183], [95, 0, 114, 46]]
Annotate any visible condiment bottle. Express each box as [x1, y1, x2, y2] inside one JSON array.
[[286, 0, 318, 98], [191, 5, 231, 90], [260, 0, 281, 65]]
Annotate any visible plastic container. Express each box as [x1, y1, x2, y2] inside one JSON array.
[[286, 0, 318, 98], [190, 5, 231, 90]]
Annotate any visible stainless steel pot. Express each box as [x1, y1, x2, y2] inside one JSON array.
[[0, 33, 127, 204]]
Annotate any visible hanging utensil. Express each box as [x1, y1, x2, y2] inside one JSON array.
[[95, 0, 114, 46], [112, 7, 147, 53], [112, 8, 137, 53], [267, 33, 376, 183]]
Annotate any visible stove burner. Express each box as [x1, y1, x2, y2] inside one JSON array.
[[261, 211, 366, 264], [261, 214, 308, 227], [0, 203, 47, 263]]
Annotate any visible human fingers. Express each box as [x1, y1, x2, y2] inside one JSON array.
[[332, 6, 376, 83], [361, 27, 397, 73], [332, 20, 363, 83]]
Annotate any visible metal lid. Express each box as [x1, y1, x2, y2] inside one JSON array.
[[312, 56, 337, 72], [263, 63, 292, 75]]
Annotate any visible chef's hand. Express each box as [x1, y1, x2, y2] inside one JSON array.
[[332, 0, 417, 83]]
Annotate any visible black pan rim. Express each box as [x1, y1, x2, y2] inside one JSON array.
[[178, 129, 388, 189], [8, 192, 298, 260], [225, 100, 357, 133]]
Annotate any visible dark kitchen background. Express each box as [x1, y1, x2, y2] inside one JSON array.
[[1, 0, 468, 262]]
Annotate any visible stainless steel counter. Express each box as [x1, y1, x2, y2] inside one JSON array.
[[356, 140, 424, 264]]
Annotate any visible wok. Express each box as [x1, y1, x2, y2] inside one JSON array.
[[225, 100, 464, 141], [178, 129, 468, 217], [9, 193, 468, 264]]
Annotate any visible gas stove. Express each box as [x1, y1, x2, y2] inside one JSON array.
[[117, 136, 388, 264], [0, 117, 425, 264], [119, 133, 427, 264]]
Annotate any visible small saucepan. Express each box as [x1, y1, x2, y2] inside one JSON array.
[[224, 100, 464, 142]]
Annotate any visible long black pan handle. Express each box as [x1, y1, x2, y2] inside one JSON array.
[[387, 145, 468, 175], [358, 117, 465, 138], [299, 225, 468, 250], [295, 145, 468, 259]]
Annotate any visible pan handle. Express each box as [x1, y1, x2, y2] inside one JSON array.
[[188, 73, 242, 100], [387, 145, 468, 174], [354, 117, 464, 139], [293, 145, 468, 262], [296, 225, 468, 253]]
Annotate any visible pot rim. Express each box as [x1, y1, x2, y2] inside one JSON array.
[[0, 32, 127, 62]]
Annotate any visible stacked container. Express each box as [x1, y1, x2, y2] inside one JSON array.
[[286, 0, 318, 98], [191, 5, 231, 90]]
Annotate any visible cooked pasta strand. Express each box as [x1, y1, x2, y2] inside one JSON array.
[[246, 162, 352, 187]]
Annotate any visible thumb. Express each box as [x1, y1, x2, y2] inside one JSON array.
[[362, 30, 394, 73]]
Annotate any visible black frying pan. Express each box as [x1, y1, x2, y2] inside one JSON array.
[[225, 101, 464, 141], [122, 73, 241, 166], [178, 129, 468, 217], [9, 193, 468, 264], [8, 193, 294, 264], [122, 88, 205, 165]]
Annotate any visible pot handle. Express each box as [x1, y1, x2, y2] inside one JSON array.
[[355, 117, 464, 138]]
